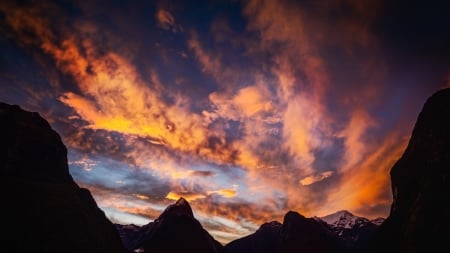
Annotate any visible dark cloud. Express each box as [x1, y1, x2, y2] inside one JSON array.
[[190, 170, 216, 177]]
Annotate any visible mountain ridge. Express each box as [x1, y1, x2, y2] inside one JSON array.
[[0, 102, 125, 253], [116, 197, 224, 253], [366, 88, 450, 252]]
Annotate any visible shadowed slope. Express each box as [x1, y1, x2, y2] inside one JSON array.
[[0, 103, 125, 253], [367, 88, 450, 252]]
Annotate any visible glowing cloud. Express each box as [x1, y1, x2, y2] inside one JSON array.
[[155, 9, 175, 30], [166, 191, 206, 202], [207, 189, 237, 198], [133, 194, 150, 200], [300, 171, 334, 186]]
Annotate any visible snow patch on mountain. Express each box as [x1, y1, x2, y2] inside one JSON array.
[[319, 210, 369, 229]]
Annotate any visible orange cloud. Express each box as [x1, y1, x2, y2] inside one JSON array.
[[300, 171, 334, 186], [339, 110, 377, 171], [207, 189, 237, 198], [166, 191, 206, 202], [132, 194, 150, 200], [209, 85, 273, 120], [319, 132, 408, 218], [188, 34, 224, 80], [155, 9, 175, 30]]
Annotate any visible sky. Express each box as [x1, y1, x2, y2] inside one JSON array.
[[1, 0, 449, 244]]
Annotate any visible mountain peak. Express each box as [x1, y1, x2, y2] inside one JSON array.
[[319, 210, 369, 229], [259, 220, 282, 232], [175, 197, 189, 207], [159, 197, 194, 219], [282, 211, 309, 232], [0, 102, 72, 182], [284, 210, 306, 221]]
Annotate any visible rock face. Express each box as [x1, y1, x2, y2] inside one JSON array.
[[367, 88, 450, 252], [116, 197, 224, 253], [0, 103, 125, 253]]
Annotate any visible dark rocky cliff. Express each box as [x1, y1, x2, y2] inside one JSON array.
[[0, 102, 125, 253], [367, 88, 450, 252]]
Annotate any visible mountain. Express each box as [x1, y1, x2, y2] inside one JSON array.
[[115, 197, 224, 253], [225, 221, 282, 253], [317, 210, 382, 252], [366, 88, 450, 252], [0, 103, 125, 253], [280, 211, 344, 253], [225, 211, 344, 253]]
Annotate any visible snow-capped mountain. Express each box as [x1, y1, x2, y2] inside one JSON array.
[[315, 210, 384, 252], [318, 210, 382, 230], [369, 217, 385, 226]]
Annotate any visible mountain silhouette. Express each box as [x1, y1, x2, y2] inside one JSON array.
[[226, 211, 346, 253], [317, 210, 381, 252], [0, 103, 125, 253], [366, 88, 450, 252], [225, 221, 282, 253], [116, 197, 224, 253]]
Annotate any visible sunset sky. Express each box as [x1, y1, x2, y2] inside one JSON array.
[[1, 0, 449, 244]]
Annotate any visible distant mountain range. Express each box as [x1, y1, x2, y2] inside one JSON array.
[[2, 88, 449, 252], [117, 202, 383, 253]]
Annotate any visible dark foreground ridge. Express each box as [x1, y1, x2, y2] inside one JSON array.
[[0, 103, 125, 253], [366, 88, 450, 252]]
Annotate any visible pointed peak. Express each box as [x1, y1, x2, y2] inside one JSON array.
[[320, 210, 370, 228], [159, 197, 194, 219], [320, 210, 355, 220], [336, 210, 354, 217], [283, 211, 307, 226], [175, 197, 189, 206]]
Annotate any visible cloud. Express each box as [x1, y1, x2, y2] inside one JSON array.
[[208, 85, 274, 120], [317, 132, 408, 218], [166, 187, 237, 202], [132, 193, 150, 200], [300, 171, 334, 186], [207, 188, 237, 198], [69, 157, 97, 172], [190, 170, 216, 177], [155, 9, 181, 32], [166, 191, 206, 202]]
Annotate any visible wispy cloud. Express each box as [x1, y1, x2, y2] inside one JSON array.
[[300, 171, 334, 186], [155, 9, 182, 32]]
